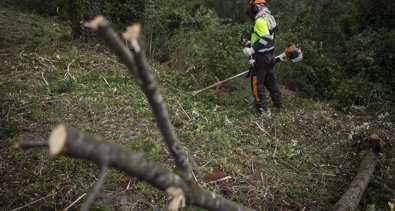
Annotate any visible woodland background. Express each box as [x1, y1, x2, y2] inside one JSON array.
[[3, 0, 395, 112], [0, 0, 394, 210]]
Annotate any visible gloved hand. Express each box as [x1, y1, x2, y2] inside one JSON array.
[[241, 38, 251, 48], [244, 40, 252, 47], [242, 47, 255, 57], [249, 59, 255, 65], [275, 51, 287, 62]]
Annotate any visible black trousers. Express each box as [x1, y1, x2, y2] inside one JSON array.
[[250, 51, 283, 109]]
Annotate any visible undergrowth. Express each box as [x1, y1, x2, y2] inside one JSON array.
[[1, 8, 394, 211]]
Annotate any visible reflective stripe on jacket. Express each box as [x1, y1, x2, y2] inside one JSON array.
[[251, 18, 275, 53]]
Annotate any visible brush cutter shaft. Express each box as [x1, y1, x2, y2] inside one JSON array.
[[192, 70, 250, 95]]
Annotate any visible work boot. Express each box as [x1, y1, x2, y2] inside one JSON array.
[[273, 102, 283, 109], [272, 103, 283, 113], [257, 107, 271, 118], [272, 107, 282, 114]]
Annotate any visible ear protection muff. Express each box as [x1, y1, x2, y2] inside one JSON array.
[[246, 4, 261, 21], [251, 4, 261, 14], [246, 7, 254, 21]]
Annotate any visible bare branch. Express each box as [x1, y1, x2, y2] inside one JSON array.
[[201, 176, 232, 187], [130, 40, 192, 181], [80, 165, 108, 211], [65, 60, 76, 81], [48, 125, 255, 211], [177, 101, 191, 121], [41, 72, 49, 86], [85, 16, 138, 77], [48, 125, 187, 191], [14, 142, 48, 150], [63, 193, 86, 211], [11, 191, 55, 211], [86, 16, 192, 182]]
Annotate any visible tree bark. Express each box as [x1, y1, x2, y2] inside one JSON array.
[[68, 0, 103, 40], [333, 134, 385, 211], [332, 151, 378, 211], [86, 16, 194, 182], [69, 0, 82, 39], [82, 0, 103, 41], [48, 125, 255, 211]]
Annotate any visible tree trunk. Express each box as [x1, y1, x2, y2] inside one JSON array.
[[69, 0, 82, 39], [82, 0, 103, 41], [332, 151, 378, 211], [333, 135, 385, 211], [68, 0, 103, 41]]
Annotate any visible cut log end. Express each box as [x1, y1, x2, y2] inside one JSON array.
[[84, 15, 106, 30], [13, 143, 21, 149], [122, 24, 141, 42], [370, 133, 386, 153], [49, 125, 67, 155], [122, 24, 142, 52], [166, 187, 186, 211]]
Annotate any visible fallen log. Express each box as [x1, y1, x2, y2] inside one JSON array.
[[45, 124, 255, 211], [332, 134, 385, 211]]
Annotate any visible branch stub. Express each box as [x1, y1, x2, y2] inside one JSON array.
[[49, 125, 67, 155]]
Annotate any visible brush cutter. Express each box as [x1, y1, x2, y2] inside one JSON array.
[[192, 43, 302, 96]]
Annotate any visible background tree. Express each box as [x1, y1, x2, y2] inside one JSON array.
[[2, 0, 394, 117], [1, 0, 394, 210], [68, 0, 104, 40]]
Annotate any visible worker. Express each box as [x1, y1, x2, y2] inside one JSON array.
[[242, 0, 283, 117]]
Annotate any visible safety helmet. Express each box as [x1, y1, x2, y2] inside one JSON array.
[[246, 0, 270, 21], [249, 0, 269, 5]]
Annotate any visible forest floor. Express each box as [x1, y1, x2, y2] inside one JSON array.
[[1, 7, 394, 211]]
